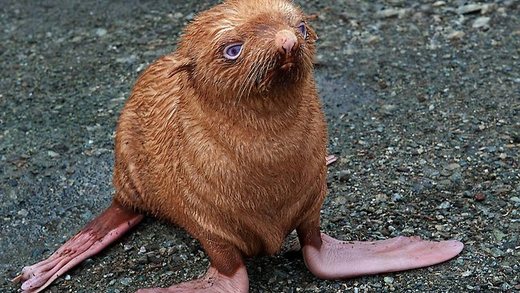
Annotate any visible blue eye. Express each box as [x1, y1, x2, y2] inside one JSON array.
[[298, 22, 307, 39], [224, 43, 243, 60]]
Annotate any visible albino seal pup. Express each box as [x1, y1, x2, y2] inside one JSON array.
[[15, 0, 463, 292]]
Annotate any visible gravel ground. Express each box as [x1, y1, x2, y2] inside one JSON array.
[[1, 0, 519, 292]]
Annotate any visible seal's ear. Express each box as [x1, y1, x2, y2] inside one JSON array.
[[168, 57, 194, 78]]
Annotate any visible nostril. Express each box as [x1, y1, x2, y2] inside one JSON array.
[[275, 30, 298, 55], [282, 38, 295, 53]]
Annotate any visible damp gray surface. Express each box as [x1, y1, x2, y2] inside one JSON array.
[[1, 0, 519, 292]]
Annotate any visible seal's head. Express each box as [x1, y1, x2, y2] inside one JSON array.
[[176, 0, 317, 100]]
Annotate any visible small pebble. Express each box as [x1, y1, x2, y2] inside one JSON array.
[[458, 4, 484, 14], [120, 277, 132, 286], [376, 8, 406, 19], [473, 17, 491, 29], [382, 104, 397, 111], [446, 163, 461, 170], [474, 192, 486, 202], [337, 170, 350, 182], [17, 209, 29, 217], [392, 193, 403, 201], [450, 172, 462, 183], [447, 31, 465, 40], [438, 201, 451, 209], [95, 28, 107, 37], [492, 229, 506, 242], [137, 255, 149, 264]]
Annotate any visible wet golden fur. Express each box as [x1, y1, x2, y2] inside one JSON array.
[[112, 0, 327, 258]]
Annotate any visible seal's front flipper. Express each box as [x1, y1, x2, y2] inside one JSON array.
[[299, 231, 463, 280], [136, 266, 249, 293]]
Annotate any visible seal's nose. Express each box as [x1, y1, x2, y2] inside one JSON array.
[[275, 30, 298, 55]]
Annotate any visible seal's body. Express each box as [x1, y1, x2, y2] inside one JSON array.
[[16, 1, 463, 292], [113, 0, 325, 258]]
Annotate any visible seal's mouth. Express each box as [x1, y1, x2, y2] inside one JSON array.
[[252, 52, 303, 92], [273, 57, 299, 73], [255, 61, 299, 90], [280, 62, 295, 71], [279, 55, 296, 70]]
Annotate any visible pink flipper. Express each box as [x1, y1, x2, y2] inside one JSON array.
[[302, 233, 464, 279], [136, 265, 249, 293], [326, 155, 337, 166], [13, 202, 144, 293]]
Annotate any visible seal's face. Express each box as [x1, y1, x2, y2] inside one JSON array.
[[177, 0, 317, 100]]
